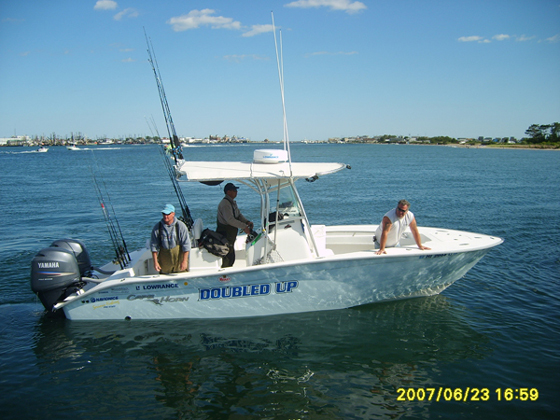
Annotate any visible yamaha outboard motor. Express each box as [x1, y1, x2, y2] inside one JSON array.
[[50, 239, 92, 277], [30, 239, 92, 312]]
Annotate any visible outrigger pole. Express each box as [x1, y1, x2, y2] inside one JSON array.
[[144, 29, 193, 230], [271, 12, 293, 175], [271, 13, 320, 257]]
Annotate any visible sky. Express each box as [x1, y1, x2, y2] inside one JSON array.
[[1, 0, 559, 141]]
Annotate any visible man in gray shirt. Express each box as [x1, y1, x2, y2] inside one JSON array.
[[216, 183, 253, 267], [150, 204, 191, 273]]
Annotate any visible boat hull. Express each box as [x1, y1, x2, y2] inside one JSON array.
[[60, 248, 491, 320]]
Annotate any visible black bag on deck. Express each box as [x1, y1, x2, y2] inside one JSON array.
[[198, 228, 230, 257]]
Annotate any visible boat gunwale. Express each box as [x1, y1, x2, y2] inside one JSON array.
[[53, 230, 502, 312]]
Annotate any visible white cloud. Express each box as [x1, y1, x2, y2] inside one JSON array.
[[167, 9, 242, 32], [122, 58, 135, 63], [458, 36, 485, 42], [242, 24, 274, 37], [114, 8, 139, 21], [285, 0, 367, 14], [458, 34, 557, 44], [94, 0, 117, 11], [492, 34, 510, 41]]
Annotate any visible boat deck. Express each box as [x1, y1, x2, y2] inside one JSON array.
[[90, 225, 502, 284]]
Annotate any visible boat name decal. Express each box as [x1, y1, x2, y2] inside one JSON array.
[[38, 262, 59, 268], [199, 281, 299, 301], [135, 283, 179, 290], [91, 296, 119, 303], [419, 253, 451, 259], [127, 294, 189, 305]]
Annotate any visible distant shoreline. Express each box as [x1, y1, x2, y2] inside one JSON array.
[[444, 144, 560, 151], [1, 142, 559, 150]]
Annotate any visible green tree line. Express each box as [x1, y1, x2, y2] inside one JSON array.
[[524, 122, 560, 144]]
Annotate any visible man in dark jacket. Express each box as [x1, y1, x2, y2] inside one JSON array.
[[216, 183, 253, 267]]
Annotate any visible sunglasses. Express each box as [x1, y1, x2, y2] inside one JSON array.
[[396, 207, 408, 213]]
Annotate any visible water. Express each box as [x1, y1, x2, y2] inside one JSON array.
[[0, 144, 558, 419]]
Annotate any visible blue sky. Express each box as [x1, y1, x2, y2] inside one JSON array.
[[1, 0, 559, 141]]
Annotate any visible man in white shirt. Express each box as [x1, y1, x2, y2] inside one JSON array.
[[374, 200, 430, 255]]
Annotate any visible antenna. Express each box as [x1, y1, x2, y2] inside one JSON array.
[[271, 13, 293, 174]]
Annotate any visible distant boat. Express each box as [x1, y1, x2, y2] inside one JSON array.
[[67, 145, 79, 151], [36, 146, 48, 153]]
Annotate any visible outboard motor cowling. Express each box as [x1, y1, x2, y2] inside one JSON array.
[[31, 246, 82, 311], [50, 239, 92, 277]]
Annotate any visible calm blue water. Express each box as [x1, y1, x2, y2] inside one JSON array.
[[0, 144, 558, 419]]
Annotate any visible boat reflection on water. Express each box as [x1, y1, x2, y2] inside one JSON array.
[[32, 295, 490, 419]]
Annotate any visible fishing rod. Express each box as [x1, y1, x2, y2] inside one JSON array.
[[146, 109, 194, 230], [159, 145, 193, 229], [89, 159, 130, 269], [144, 29, 194, 230], [145, 115, 156, 138], [92, 177, 126, 269], [99, 173, 131, 264], [144, 28, 183, 161], [146, 114, 192, 226]]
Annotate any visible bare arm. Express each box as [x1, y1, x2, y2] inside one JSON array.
[[180, 251, 189, 272], [410, 218, 430, 251], [375, 216, 392, 255], [152, 251, 161, 273]]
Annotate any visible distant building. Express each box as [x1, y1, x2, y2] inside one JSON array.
[[0, 135, 29, 146]]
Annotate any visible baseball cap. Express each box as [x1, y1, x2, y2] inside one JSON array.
[[224, 183, 239, 193], [161, 204, 175, 214]]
